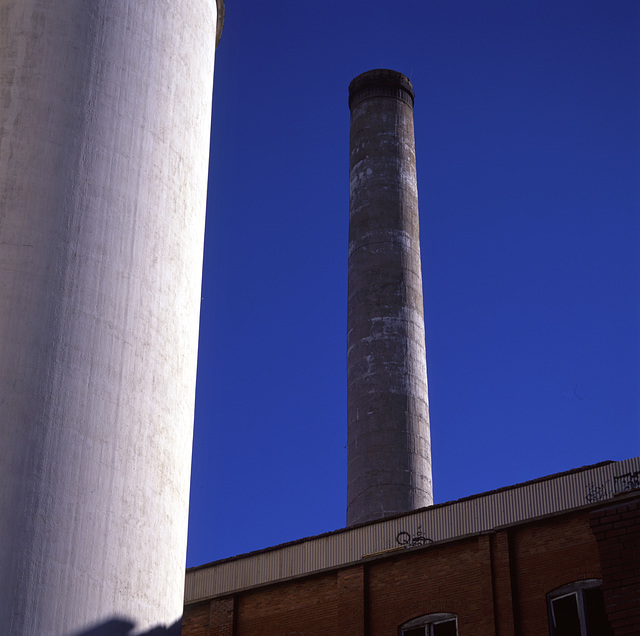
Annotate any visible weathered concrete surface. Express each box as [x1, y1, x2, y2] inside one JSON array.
[[0, 2, 222, 634], [347, 69, 433, 527]]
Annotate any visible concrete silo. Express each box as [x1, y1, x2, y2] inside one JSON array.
[[0, 1, 223, 633], [347, 69, 433, 526]]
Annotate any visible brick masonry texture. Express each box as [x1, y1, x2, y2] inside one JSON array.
[[590, 497, 640, 635], [183, 493, 640, 635]]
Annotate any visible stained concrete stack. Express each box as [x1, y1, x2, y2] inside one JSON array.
[[347, 69, 433, 527]]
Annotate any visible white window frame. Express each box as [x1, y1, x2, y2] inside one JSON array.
[[399, 612, 457, 636], [547, 579, 608, 636]]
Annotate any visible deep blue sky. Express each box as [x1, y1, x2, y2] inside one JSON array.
[[186, 0, 640, 567]]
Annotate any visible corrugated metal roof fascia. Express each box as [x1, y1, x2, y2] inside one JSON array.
[[185, 460, 622, 577], [184, 457, 640, 603]]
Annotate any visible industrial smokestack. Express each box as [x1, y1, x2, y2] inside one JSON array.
[[347, 69, 433, 526], [0, 1, 223, 633]]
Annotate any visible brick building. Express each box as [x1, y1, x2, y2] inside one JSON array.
[[183, 457, 639, 635]]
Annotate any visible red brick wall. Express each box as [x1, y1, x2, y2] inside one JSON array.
[[590, 496, 640, 635], [237, 571, 339, 635], [510, 511, 603, 635], [182, 597, 234, 636], [183, 501, 632, 636], [367, 535, 496, 635], [182, 600, 209, 636], [337, 565, 366, 633]]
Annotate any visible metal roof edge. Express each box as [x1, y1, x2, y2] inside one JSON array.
[[184, 457, 640, 603], [186, 458, 618, 573]]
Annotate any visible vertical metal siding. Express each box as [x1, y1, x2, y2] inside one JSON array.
[[185, 457, 640, 602]]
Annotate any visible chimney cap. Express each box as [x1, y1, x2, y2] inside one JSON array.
[[216, 0, 225, 48], [348, 69, 415, 110]]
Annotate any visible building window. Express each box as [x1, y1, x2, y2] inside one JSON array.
[[400, 613, 457, 636], [547, 579, 613, 636]]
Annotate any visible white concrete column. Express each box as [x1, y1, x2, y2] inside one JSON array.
[[0, 1, 222, 633]]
